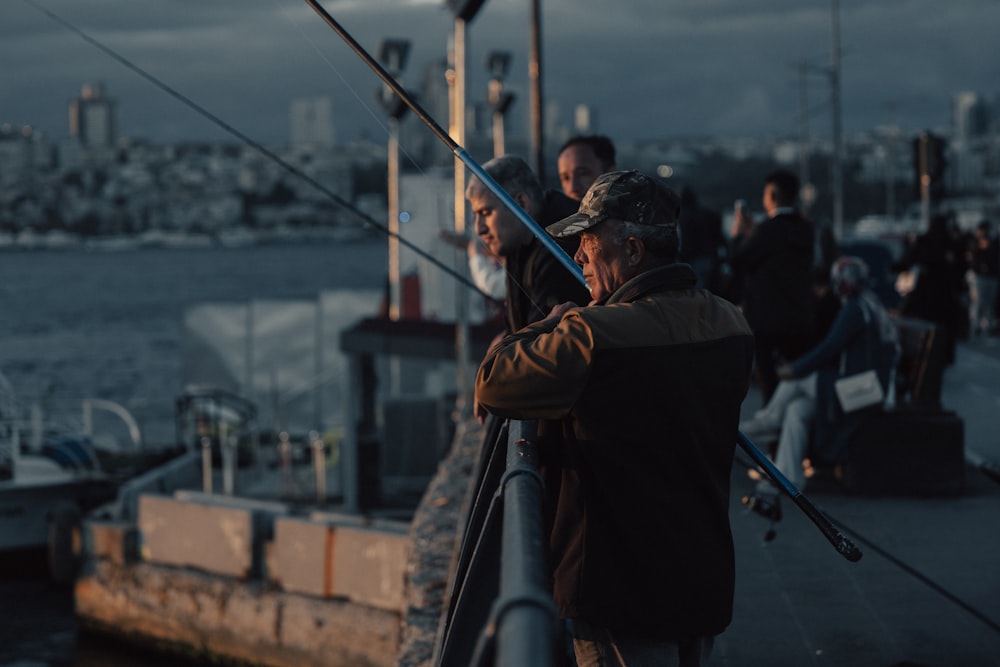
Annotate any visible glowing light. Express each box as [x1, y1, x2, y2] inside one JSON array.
[[656, 164, 674, 178], [399, 211, 412, 224]]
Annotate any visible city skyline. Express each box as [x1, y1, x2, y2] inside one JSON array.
[[3, 0, 999, 150]]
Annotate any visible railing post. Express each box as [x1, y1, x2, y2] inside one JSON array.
[[201, 436, 213, 493], [435, 419, 560, 667], [493, 421, 560, 667], [312, 430, 326, 504]]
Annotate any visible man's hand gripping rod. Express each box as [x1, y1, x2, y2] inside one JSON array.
[[303, 0, 586, 291], [302, 0, 859, 563]]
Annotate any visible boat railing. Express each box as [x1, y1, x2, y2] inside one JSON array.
[[434, 417, 561, 667]]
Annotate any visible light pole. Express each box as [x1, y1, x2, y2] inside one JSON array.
[[446, 0, 487, 420], [376, 38, 411, 323], [377, 39, 410, 400], [796, 57, 813, 215], [830, 0, 844, 239], [486, 50, 516, 158], [529, 0, 544, 182]]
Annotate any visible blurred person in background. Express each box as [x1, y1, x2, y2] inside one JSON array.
[[556, 134, 617, 202], [729, 168, 816, 403], [967, 219, 998, 336]]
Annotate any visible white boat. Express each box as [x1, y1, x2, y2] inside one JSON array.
[[0, 446, 115, 547], [0, 432, 117, 581], [0, 374, 119, 580]]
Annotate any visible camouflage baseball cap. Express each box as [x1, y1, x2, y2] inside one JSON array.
[[546, 170, 680, 238]]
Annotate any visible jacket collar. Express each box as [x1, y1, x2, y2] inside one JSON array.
[[604, 263, 697, 305]]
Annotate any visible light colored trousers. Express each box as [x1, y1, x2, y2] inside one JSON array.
[[754, 373, 816, 488]]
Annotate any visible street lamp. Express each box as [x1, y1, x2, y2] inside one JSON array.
[[377, 38, 410, 401], [376, 38, 411, 323], [829, 0, 844, 240], [486, 50, 516, 157], [445, 0, 487, 421]]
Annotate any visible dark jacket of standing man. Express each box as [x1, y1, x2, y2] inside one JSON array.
[[476, 171, 754, 664], [729, 168, 815, 402]]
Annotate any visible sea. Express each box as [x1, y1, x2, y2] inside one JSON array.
[[0, 237, 388, 666]]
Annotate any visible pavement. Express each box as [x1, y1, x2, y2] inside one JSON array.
[[716, 335, 1000, 666]]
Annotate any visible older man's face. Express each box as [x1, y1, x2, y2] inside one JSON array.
[[573, 222, 633, 302], [469, 183, 531, 258]]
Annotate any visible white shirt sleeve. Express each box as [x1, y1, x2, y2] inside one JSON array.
[[467, 241, 506, 299]]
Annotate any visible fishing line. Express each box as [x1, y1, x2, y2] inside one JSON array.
[[275, 1, 550, 321], [21, 0, 500, 306], [831, 513, 1000, 636], [733, 452, 1000, 636]]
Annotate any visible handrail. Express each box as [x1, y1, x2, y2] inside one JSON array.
[[434, 418, 561, 667]]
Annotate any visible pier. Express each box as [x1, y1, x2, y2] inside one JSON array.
[[72, 333, 1000, 666]]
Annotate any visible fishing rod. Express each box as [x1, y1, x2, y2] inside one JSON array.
[[302, 0, 587, 291], [737, 433, 862, 561], [303, 0, 861, 563], [21, 0, 499, 307]]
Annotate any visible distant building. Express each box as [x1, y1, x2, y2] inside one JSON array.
[[574, 104, 596, 134], [952, 91, 991, 146], [290, 96, 335, 148], [68, 83, 116, 149], [951, 91, 993, 193], [0, 124, 55, 203]]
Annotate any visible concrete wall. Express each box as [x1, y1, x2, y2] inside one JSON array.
[[77, 492, 411, 667], [76, 560, 400, 667]]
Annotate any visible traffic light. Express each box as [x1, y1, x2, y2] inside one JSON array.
[[912, 131, 948, 202]]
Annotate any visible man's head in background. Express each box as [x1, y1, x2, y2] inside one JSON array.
[[557, 134, 617, 202]]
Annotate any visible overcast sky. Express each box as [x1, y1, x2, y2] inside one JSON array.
[[3, 0, 998, 149]]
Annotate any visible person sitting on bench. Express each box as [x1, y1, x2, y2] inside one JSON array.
[[742, 256, 900, 517]]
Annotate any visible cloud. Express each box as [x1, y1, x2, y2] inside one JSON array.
[[3, 0, 999, 148]]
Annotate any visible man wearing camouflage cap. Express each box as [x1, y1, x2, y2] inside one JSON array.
[[476, 170, 754, 666]]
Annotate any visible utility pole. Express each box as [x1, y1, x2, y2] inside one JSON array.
[[884, 99, 898, 220], [830, 0, 844, 239], [529, 0, 544, 182], [797, 57, 812, 214], [486, 51, 515, 158], [377, 38, 411, 398], [446, 0, 487, 420], [376, 39, 411, 323]]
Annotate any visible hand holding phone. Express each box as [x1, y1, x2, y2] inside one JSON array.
[[731, 199, 754, 237]]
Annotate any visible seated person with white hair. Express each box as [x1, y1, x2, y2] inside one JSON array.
[[742, 256, 900, 519]]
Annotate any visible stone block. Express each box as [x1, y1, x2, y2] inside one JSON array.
[[138, 494, 257, 578], [84, 519, 138, 565], [270, 517, 334, 598], [270, 516, 408, 611], [332, 523, 409, 612]]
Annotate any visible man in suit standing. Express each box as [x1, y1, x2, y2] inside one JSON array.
[[729, 169, 815, 403]]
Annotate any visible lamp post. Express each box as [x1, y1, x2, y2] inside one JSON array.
[[829, 0, 844, 240], [486, 50, 516, 158], [376, 38, 411, 322], [446, 0, 487, 420], [528, 0, 544, 182]]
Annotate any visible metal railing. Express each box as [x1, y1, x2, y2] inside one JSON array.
[[434, 417, 561, 667]]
